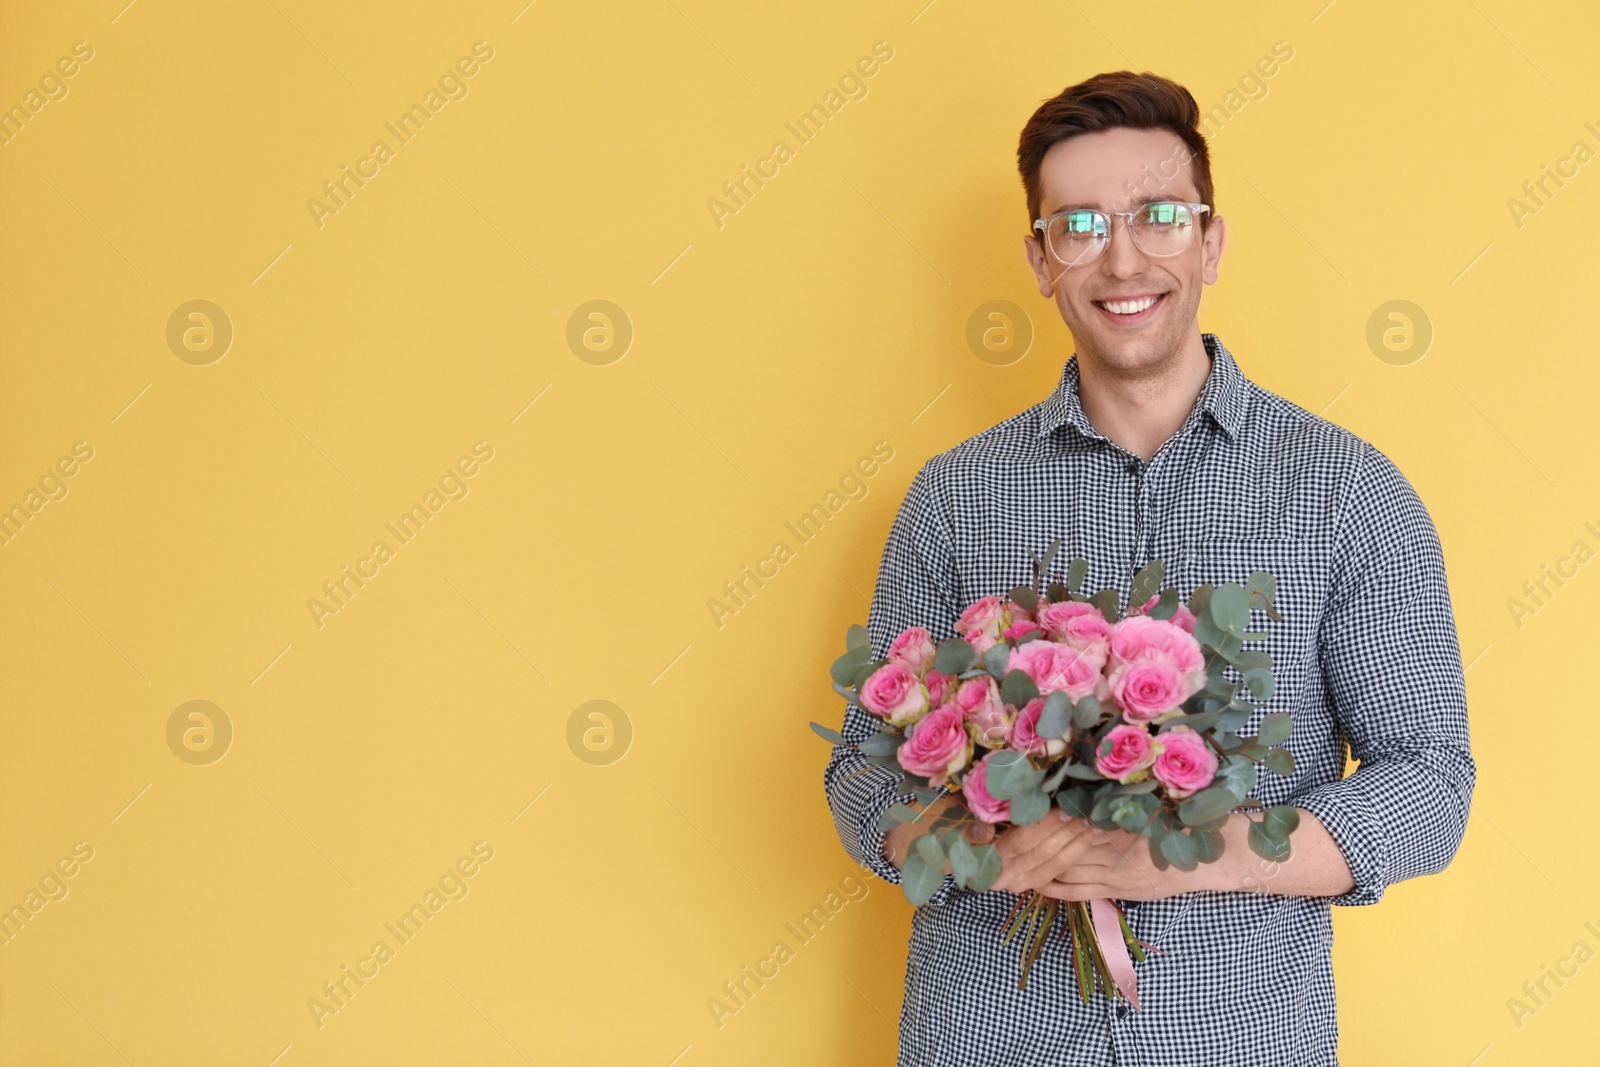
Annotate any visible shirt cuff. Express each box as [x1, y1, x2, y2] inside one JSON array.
[[856, 778, 962, 910], [1291, 777, 1389, 907]]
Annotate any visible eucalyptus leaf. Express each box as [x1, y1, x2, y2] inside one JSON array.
[[1243, 668, 1274, 701], [947, 833, 979, 885], [1193, 828, 1226, 863], [1149, 834, 1171, 871], [985, 750, 1044, 800], [1009, 787, 1051, 826], [1072, 696, 1103, 730], [1062, 763, 1107, 781], [831, 682, 864, 708], [1160, 828, 1200, 871], [984, 643, 1011, 680], [1109, 777, 1160, 795], [1038, 691, 1072, 738], [1265, 747, 1296, 776], [1001, 669, 1039, 708], [1218, 755, 1257, 801], [1111, 796, 1148, 832], [1092, 587, 1120, 624], [1130, 560, 1166, 607], [914, 832, 945, 868], [968, 842, 1003, 892], [1248, 821, 1292, 862], [809, 721, 848, 744], [1045, 582, 1069, 603], [1149, 586, 1180, 621], [1210, 583, 1251, 633], [1010, 586, 1040, 613], [857, 731, 902, 757], [1263, 805, 1300, 840], [1216, 707, 1253, 733], [1255, 712, 1292, 747], [830, 644, 873, 685], [934, 638, 978, 675], [900, 852, 944, 904], [1178, 785, 1239, 826], [1056, 785, 1094, 819], [1067, 558, 1089, 593]]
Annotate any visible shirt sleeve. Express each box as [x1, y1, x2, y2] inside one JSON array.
[[822, 456, 965, 908], [1290, 444, 1477, 907]]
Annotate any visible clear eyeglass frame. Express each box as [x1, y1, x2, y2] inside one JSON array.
[[1032, 201, 1212, 268]]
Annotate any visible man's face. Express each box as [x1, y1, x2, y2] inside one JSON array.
[[1022, 126, 1225, 374]]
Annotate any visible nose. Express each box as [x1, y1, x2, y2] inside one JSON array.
[[1100, 213, 1148, 277]]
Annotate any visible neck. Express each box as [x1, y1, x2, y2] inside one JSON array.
[[1074, 331, 1211, 462]]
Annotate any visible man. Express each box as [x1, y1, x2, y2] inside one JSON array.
[[822, 71, 1475, 1066]]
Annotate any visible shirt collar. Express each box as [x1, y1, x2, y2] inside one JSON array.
[[1033, 332, 1249, 444]]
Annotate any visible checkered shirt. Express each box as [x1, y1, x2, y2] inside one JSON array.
[[821, 333, 1476, 1066]]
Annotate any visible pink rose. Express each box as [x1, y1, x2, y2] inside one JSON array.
[[955, 596, 1007, 654], [1007, 696, 1069, 759], [1109, 658, 1190, 723], [1133, 594, 1198, 635], [925, 670, 956, 708], [1035, 600, 1113, 666], [1008, 639, 1107, 703], [887, 626, 938, 675], [896, 704, 974, 786], [962, 752, 1011, 824], [955, 676, 1012, 748], [1152, 726, 1219, 799], [859, 662, 928, 728], [1109, 615, 1205, 680], [1003, 619, 1041, 642], [1094, 723, 1159, 782]]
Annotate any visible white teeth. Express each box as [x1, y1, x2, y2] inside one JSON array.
[[1099, 295, 1160, 315]]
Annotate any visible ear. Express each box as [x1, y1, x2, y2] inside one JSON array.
[[1200, 216, 1226, 285], [1022, 233, 1054, 297]]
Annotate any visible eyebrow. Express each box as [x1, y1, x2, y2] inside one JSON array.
[[1045, 192, 1188, 215]]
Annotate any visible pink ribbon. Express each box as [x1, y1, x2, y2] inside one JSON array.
[[1089, 897, 1147, 1011]]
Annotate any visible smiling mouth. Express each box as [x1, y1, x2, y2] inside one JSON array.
[[1091, 293, 1167, 320]]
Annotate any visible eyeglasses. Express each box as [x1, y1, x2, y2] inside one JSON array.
[[1033, 201, 1210, 269]]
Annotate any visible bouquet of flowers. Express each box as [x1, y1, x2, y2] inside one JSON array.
[[813, 538, 1301, 1003]]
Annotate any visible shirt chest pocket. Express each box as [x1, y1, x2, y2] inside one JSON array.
[[1168, 537, 1330, 758]]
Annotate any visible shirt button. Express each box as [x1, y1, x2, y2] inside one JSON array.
[[1116, 1003, 1130, 1019]]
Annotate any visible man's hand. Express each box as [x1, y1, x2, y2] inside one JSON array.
[[991, 809, 1191, 901]]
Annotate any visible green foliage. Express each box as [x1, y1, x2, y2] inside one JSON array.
[[984, 750, 1044, 800], [934, 638, 977, 674], [1262, 805, 1300, 840], [1066, 557, 1089, 593], [1010, 586, 1040, 613], [1255, 712, 1292, 746], [1148, 586, 1180, 620], [1265, 748, 1296, 776], [1160, 828, 1200, 871], [1001, 668, 1039, 708], [1038, 691, 1072, 738], [1177, 785, 1238, 826], [1129, 560, 1166, 607], [830, 644, 875, 685], [1009, 787, 1051, 825], [900, 852, 944, 904], [1248, 820, 1292, 862], [846, 623, 870, 652], [810, 721, 847, 744], [1092, 587, 1119, 624]]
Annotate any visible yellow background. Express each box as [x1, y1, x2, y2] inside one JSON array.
[[1, 0, 1595, 1063]]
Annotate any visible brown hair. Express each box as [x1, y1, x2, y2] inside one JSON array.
[[1016, 71, 1213, 236]]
